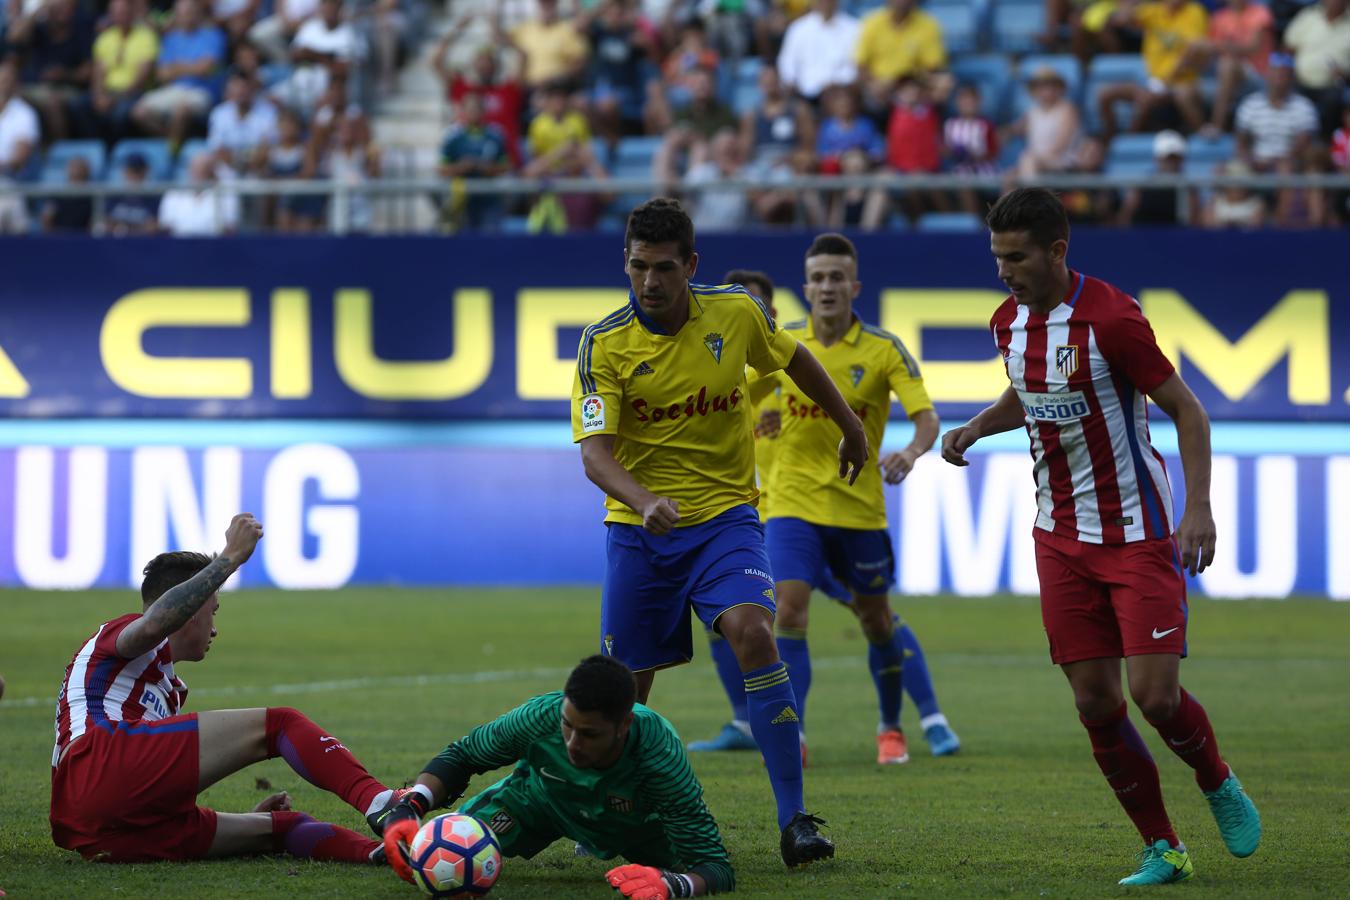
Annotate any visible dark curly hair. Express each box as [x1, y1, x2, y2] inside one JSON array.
[[141, 551, 213, 606], [723, 268, 774, 304], [625, 198, 695, 261], [986, 187, 1069, 249], [564, 655, 637, 723], [805, 232, 858, 262]]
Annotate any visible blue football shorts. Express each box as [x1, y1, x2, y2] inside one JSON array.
[[765, 517, 896, 598], [601, 504, 777, 672]]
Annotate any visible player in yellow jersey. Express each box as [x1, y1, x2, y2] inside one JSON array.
[[571, 199, 869, 867], [758, 233, 944, 765], [689, 266, 962, 761]]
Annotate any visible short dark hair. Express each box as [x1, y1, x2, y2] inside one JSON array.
[[564, 655, 637, 723], [141, 551, 213, 606], [723, 268, 773, 303], [805, 232, 858, 262], [985, 187, 1069, 249], [625, 198, 695, 260]]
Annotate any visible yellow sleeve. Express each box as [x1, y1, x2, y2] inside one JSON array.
[[572, 330, 622, 442], [567, 112, 592, 144], [526, 116, 547, 158], [741, 295, 799, 376], [1134, 3, 1162, 27], [885, 337, 934, 418], [920, 16, 948, 69], [854, 16, 876, 66], [139, 28, 160, 59], [747, 371, 782, 405], [1183, 5, 1208, 38]]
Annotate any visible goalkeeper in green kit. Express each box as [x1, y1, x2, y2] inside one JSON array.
[[376, 656, 735, 898]]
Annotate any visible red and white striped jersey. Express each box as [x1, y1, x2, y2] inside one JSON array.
[[991, 271, 1176, 545], [52, 613, 189, 766]]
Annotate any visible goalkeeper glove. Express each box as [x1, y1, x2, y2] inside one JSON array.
[[380, 791, 431, 884], [606, 864, 696, 900]]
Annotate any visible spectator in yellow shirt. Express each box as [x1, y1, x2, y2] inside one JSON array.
[[495, 0, 589, 91], [75, 0, 159, 141], [855, 0, 952, 111], [1096, 0, 1208, 136], [524, 81, 610, 232]]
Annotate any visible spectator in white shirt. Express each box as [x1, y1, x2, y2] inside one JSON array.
[[207, 72, 280, 170], [776, 0, 859, 102], [249, 0, 321, 63], [1283, 0, 1350, 135], [270, 0, 363, 115], [1235, 52, 1320, 171], [0, 60, 39, 233], [159, 151, 241, 235]]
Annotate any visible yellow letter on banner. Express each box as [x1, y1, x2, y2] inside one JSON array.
[[879, 290, 1009, 403], [270, 289, 312, 399], [516, 290, 629, 400], [334, 289, 493, 400], [100, 289, 252, 398], [0, 343, 30, 397], [1144, 290, 1330, 405], [769, 289, 808, 326]]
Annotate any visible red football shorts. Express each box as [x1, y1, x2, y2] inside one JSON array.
[[1034, 528, 1188, 665], [50, 713, 218, 862]]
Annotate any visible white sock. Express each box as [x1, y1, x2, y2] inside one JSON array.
[[731, 719, 752, 736], [920, 713, 950, 732]]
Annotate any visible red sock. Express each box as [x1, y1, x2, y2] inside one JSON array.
[[265, 707, 387, 814], [1145, 688, 1231, 793], [1082, 702, 1179, 847], [270, 811, 378, 863]]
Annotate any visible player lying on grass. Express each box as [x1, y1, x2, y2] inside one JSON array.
[[942, 188, 1261, 886], [50, 513, 403, 864], [690, 266, 959, 761], [376, 655, 735, 899]]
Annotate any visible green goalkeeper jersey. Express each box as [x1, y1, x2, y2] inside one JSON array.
[[423, 692, 734, 893]]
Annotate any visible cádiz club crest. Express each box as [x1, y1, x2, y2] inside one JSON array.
[[703, 332, 723, 363]]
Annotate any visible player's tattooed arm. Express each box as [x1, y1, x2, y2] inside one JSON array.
[[116, 513, 264, 659]]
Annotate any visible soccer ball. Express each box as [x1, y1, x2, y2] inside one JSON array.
[[408, 813, 502, 897]]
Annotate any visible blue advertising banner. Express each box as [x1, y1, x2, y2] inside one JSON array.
[[0, 232, 1347, 421], [0, 435, 1346, 598]]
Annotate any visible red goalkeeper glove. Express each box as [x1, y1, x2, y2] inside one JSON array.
[[605, 864, 695, 900], [380, 791, 431, 884]]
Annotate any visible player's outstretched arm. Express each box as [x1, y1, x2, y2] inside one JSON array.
[[882, 408, 940, 484], [940, 387, 1024, 467], [580, 434, 681, 535], [115, 513, 264, 659], [1148, 372, 1216, 576], [781, 343, 869, 484]]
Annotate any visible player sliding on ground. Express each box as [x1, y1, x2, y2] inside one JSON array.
[[942, 188, 1262, 886], [49, 513, 403, 864], [689, 260, 960, 763], [570, 198, 869, 866], [376, 655, 735, 899]]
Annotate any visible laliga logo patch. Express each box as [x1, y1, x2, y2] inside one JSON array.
[[1056, 344, 1080, 378], [703, 332, 724, 363], [581, 394, 606, 431], [849, 364, 865, 387]]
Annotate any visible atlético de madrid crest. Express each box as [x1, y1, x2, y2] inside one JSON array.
[[704, 332, 724, 363], [1055, 345, 1079, 378]]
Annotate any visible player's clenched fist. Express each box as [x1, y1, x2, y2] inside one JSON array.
[[606, 864, 695, 900], [941, 425, 979, 467], [639, 496, 681, 536], [222, 513, 264, 564]]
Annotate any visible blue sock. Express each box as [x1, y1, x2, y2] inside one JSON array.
[[775, 628, 811, 732], [897, 621, 941, 720], [743, 662, 804, 830], [708, 631, 748, 722], [869, 629, 904, 730]]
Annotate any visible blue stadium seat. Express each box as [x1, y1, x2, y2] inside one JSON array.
[[1085, 55, 1149, 133], [613, 135, 663, 177], [731, 57, 762, 115], [1188, 133, 1235, 166], [108, 139, 172, 182], [949, 55, 1012, 123], [41, 140, 107, 183], [1011, 55, 1083, 120], [175, 138, 210, 180], [916, 211, 985, 232], [928, 3, 978, 54], [501, 215, 531, 235], [1104, 156, 1157, 176], [991, 0, 1045, 53], [1106, 133, 1159, 168], [998, 134, 1026, 170]]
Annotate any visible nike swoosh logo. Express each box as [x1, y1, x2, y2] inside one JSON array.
[[1169, 729, 1200, 747], [1152, 627, 1180, 639], [538, 767, 566, 782]]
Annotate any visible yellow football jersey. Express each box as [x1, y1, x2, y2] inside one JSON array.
[[766, 317, 933, 530], [572, 285, 800, 527], [751, 387, 782, 522]]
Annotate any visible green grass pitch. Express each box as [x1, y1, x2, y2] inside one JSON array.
[[1, 589, 1347, 898]]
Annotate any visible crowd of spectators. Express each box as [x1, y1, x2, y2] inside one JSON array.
[[436, 0, 1349, 231], [0, 0, 413, 231]]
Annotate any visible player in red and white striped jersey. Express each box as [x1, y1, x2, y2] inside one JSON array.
[[50, 513, 403, 865], [941, 189, 1262, 886]]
